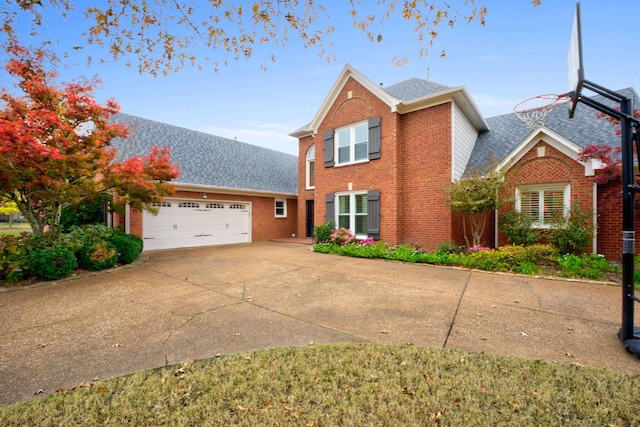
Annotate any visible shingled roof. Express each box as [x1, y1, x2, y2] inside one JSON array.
[[110, 113, 298, 195], [466, 88, 639, 175], [382, 78, 452, 102]]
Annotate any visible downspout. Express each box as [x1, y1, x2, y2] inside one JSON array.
[[125, 203, 131, 235], [592, 182, 597, 254]]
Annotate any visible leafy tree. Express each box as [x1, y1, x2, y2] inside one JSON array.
[[0, 199, 21, 227], [0, 0, 501, 75], [447, 167, 507, 249], [577, 108, 640, 207], [0, 39, 181, 236]]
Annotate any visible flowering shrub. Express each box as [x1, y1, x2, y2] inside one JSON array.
[[330, 228, 357, 246], [359, 237, 375, 245], [469, 246, 491, 252]]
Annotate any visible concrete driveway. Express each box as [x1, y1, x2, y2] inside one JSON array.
[[1, 241, 639, 406]]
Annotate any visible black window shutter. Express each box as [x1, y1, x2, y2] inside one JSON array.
[[367, 190, 380, 240], [368, 116, 381, 160], [325, 193, 335, 224], [324, 129, 334, 167]]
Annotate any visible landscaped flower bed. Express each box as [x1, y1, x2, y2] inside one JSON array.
[[313, 225, 623, 282]]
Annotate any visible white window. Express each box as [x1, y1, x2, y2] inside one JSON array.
[[336, 121, 368, 165], [516, 184, 570, 228], [275, 199, 287, 218], [336, 192, 368, 237], [306, 145, 315, 189]]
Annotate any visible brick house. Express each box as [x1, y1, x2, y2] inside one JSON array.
[[291, 64, 638, 260], [110, 114, 298, 250]]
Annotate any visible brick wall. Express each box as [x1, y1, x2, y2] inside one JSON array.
[[308, 77, 402, 244], [123, 190, 297, 243], [498, 141, 595, 252], [398, 102, 454, 251], [297, 135, 316, 239], [594, 178, 640, 261]]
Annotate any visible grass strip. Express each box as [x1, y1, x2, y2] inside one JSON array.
[[1, 344, 639, 426]]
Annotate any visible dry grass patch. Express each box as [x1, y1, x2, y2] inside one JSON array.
[[1, 344, 639, 426]]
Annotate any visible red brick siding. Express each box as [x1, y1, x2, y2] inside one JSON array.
[[595, 179, 640, 261], [123, 190, 297, 242], [297, 135, 316, 238], [304, 77, 402, 244], [497, 142, 595, 253], [398, 103, 454, 251]]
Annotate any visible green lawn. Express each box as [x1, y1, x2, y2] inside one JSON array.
[[1, 344, 638, 426], [0, 223, 31, 236]]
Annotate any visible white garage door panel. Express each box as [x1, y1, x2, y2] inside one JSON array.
[[143, 200, 250, 250]]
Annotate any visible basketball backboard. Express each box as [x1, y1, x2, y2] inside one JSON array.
[[567, 2, 584, 118]]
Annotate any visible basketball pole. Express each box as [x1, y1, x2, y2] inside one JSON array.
[[574, 80, 640, 351]]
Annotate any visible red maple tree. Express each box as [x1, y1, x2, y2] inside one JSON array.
[[0, 39, 180, 236]]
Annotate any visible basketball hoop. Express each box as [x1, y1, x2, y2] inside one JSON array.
[[513, 93, 572, 130]]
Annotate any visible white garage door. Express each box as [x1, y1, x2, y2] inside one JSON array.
[[142, 200, 251, 250]]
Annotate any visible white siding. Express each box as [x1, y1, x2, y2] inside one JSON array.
[[451, 104, 479, 181]]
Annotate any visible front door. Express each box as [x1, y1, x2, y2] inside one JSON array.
[[305, 200, 315, 238]]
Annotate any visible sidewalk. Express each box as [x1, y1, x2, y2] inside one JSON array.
[[0, 241, 638, 406]]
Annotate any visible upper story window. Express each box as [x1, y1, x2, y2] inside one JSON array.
[[516, 184, 570, 228], [336, 121, 369, 165], [306, 145, 315, 189]]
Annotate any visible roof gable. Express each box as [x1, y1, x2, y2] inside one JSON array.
[[111, 113, 298, 195], [465, 88, 637, 176], [289, 64, 488, 138]]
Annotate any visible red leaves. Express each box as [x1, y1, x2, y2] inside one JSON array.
[[0, 38, 180, 235]]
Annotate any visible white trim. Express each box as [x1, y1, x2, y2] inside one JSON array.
[[288, 64, 400, 138], [275, 199, 287, 218], [306, 145, 315, 190], [288, 64, 488, 139], [335, 120, 369, 166], [334, 190, 369, 238], [495, 127, 604, 178], [172, 182, 297, 198], [515, 183, 571, 228]]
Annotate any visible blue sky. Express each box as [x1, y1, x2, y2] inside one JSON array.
[[5, 1, 640, 156]]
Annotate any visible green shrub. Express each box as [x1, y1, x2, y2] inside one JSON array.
[[558, 253, 616, 280], [77, 241, 118, 271], [62, 224, 116, 255], [463, 249, 511, 272], [499, 211, 541, 245], [546, 205, 592, 255], [435, 240, 463, 255], [313, 221, 335, 244], [0, 233, 32, 282], [107, 232, 143, 264], [523, 244, 559, 265], [59, 194, 112, 233], [312, 243, 340, 254], [27, 247, 77, 281]]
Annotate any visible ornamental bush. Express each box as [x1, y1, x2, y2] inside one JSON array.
[[107, 232, 143, 264], [313, 221, 335, 244], [330, 227, 357, 246], [77, 241, 118, 271], [27, 246, 77, 281], [499, 211, 541, 245], [546, 204, 592, 255]]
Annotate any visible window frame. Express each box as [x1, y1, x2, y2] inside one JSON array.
[[335, 191, 368, 238], [306, 145, 315, 189], [515, 184, 570, 228], [274, 199, 287, 218], [334, 120, 369, 166]]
